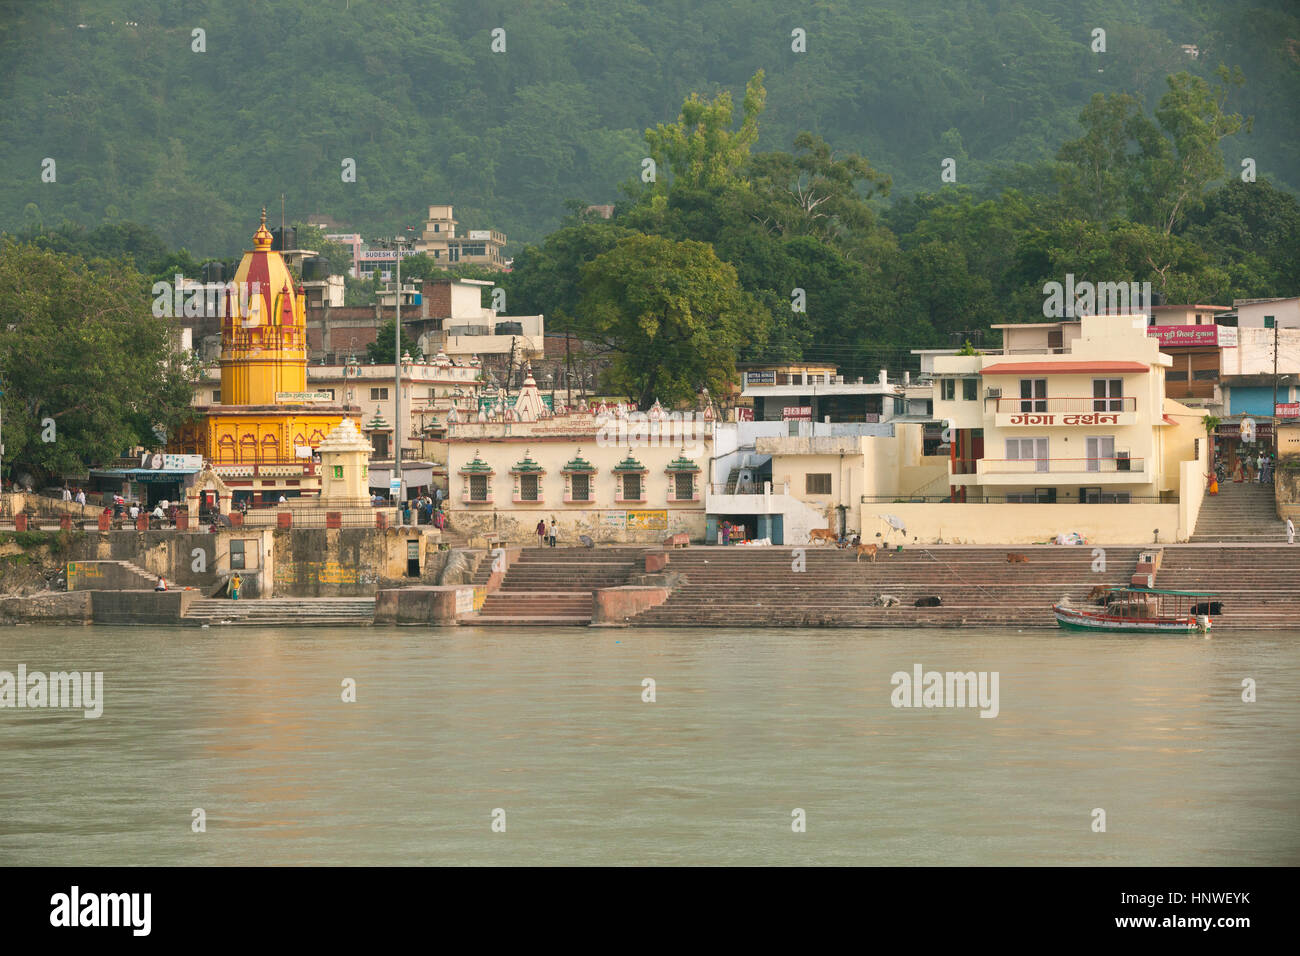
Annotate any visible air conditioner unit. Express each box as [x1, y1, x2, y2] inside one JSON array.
[[986, 387, 1002, 399]]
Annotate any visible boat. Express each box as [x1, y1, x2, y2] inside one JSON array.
[[1053, 587, 1215, 633]]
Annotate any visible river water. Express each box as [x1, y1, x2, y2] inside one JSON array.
[[0, 624, 1296, 866]]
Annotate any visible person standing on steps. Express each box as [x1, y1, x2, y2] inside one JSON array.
[[230, 573, 242, 601], [548, 518, 558, 548], [1288, 517, 1295, 545], [536, 518, 546, 548]]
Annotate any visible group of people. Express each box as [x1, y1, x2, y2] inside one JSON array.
[[60, 487, 88, 506], [1228, 451, 1276, 484], [535, 518, 559, 547], [399, 490, 446, 528]]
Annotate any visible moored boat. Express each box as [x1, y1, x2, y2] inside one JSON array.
[[1053, 587, 1215, 634]]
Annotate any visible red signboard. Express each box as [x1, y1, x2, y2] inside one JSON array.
[[782, 406, 813, 421], [1276, 403, 1300, 419], [1147, 325, 1237, 348], [734, 407, 754, 422]]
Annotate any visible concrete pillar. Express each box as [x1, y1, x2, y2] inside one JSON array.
[[136, 516, 149, 531], [277, 511, 292, 529], [326, 512, 342, 529], [228, 512, 244, 528], [15, 514, 27, 531], [59, 516, 72, 530], [97, 513, 110, 531]]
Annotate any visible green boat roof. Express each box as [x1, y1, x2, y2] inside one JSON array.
[[1100, 586, 1217, 597]]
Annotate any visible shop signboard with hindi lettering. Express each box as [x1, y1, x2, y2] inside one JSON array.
[[626, 510, 668, 531]]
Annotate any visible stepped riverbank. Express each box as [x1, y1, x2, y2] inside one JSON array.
[[7, 540, 1295, 629]]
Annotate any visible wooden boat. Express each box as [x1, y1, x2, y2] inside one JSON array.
[[1053, 587, 1215, 633]]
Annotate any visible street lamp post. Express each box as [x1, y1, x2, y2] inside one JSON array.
[[389, 228, 413, 520]]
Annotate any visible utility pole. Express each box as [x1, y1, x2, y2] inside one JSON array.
[[389, 227, 413, 519], [1273, 319, 1280, 456]]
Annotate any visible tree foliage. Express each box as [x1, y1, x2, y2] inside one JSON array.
[[0, 240, 196, 482]]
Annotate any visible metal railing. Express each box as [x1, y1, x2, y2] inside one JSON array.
[[979, 457, 1144, 475], [992, 397, 1136, 413], [861, 494, 1173, 504]]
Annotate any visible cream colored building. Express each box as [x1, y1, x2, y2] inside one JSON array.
[[716, 314, 1209, 545], [445, 375, 712, 544]]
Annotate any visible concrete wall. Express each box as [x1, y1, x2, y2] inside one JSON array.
[[59, 527, 434, 598], [0, 591, 91, 625], [90, 590, 196, 625], [373, 585, 473, 625], [862, 502, 1184, 545], [592, 586, 670, 626]]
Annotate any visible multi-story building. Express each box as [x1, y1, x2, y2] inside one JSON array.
[[740, 363, 911, 423], [933, 313, 1202, 512], [412, 205, 508, 271]]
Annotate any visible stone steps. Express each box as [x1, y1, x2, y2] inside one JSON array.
[[183, 598, 376, 626]]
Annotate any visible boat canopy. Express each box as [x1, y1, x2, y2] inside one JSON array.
[[1100, 586, 1217, 597]]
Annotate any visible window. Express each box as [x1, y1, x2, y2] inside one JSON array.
[[1085, 436, 1115, 472], [1006, 438, 1048, 472], [806, 473, 832, 495], [1166, 369, 1189, 382], [1192, 368, 1218, 381], [1264, 315, 1275, 329], [571, 473, 591, 502], [622, 473, 642, 500], [211, 390, 221, 403], [519, 474, 540, 501], [333, 465, 344, 479], [370, 387, 389, 401], [962, 378, 978, 401], [940, 379, 956, 401], [230, 539, 245, 570], [1093, 379, 1123, 412], [1019, 379, 1047, 412], [674, 472, 695, 500], [469, 474, 489, 501]]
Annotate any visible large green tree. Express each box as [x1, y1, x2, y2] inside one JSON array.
[[576, 234, 769, 409], [0, 241, 196, 483]]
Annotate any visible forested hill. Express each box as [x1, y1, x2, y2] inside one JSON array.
[[2, 0, 1298, 256]]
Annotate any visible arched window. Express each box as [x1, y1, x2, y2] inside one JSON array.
[[261, 433, 280, 463], [239, 434, 258, 464]]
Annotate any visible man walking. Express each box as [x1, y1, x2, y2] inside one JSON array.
[[536, 518, 546, 548], [548, 518, 558, 548]]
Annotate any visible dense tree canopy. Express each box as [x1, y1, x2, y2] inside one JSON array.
[[2, 0, 1297, 253], [0, 241, 196, 484]]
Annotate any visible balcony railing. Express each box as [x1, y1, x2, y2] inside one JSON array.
[[979, 457, 1144, 475], [993, 397, 1136, 413]]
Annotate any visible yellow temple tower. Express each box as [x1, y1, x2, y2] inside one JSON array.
[[171, 210, 359, 505]]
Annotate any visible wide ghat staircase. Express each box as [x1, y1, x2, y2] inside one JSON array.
[[183, 597, 376, 626], [628, 546, 1147, 628], [469, 547, 643, 626], [1153, 545, 1300, 629], [1189, 480, 1286, 542]]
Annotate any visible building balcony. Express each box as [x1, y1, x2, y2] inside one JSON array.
[[991, 397, 1137, 428], [951, 457, 1148, 485]]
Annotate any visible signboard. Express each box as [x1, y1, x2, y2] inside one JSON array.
[[1147, 325, 1237, 348], [468, 230, 492, 240], [389, 478, 402, 495], [139, 452, 203, 471], [1276, 403, 1300, 419], [601, 512, 626, 529], [626, 510, 668, 531], [734, 407, 754, 422], [275, 391, 332, 403], [746, 370, 776, 385], [782, 406, 813, 421]]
